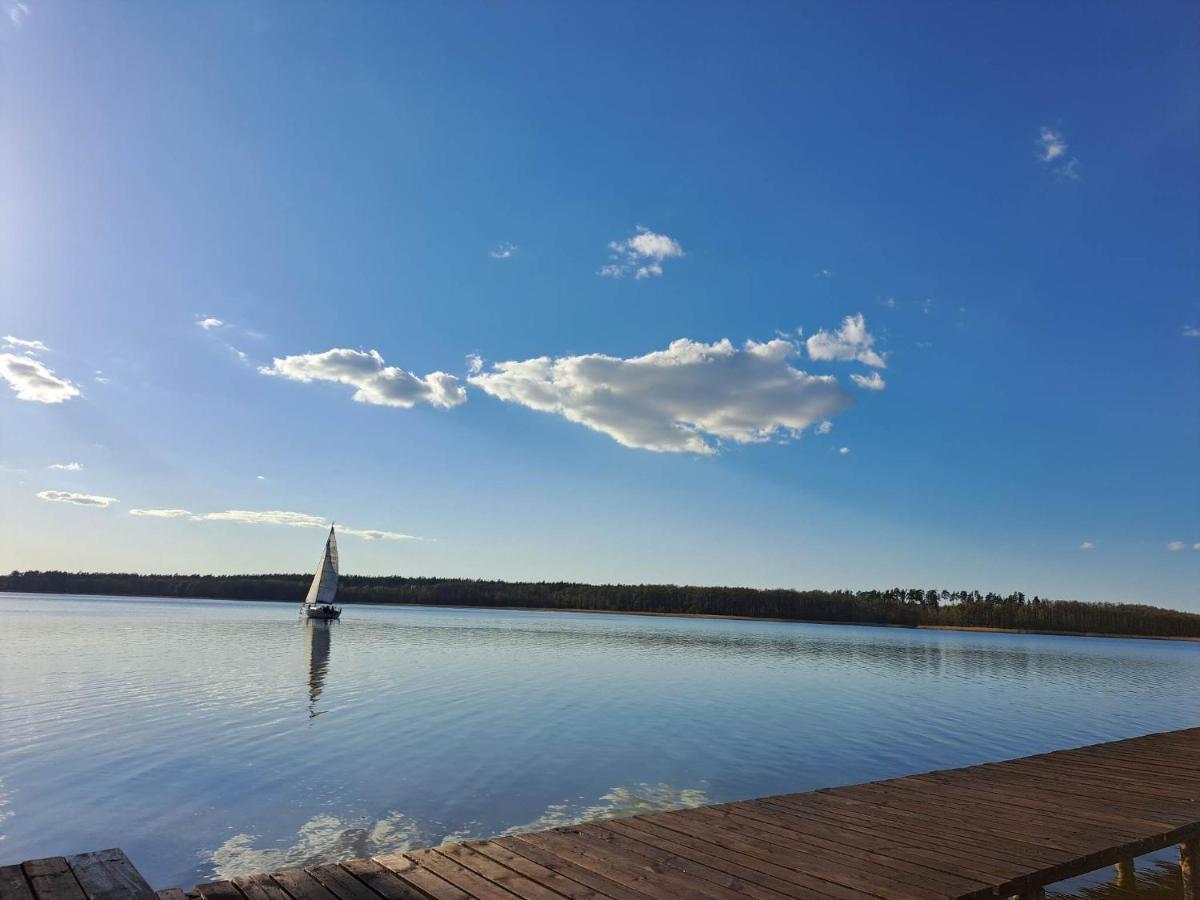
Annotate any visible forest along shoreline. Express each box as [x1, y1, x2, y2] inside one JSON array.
[[5, 571, 1200, 642]]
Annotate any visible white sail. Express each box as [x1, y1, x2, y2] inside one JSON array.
[[303, 526, 339, 605]]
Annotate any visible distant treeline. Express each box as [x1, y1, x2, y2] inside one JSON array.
[[4, 570, 1200, 639]]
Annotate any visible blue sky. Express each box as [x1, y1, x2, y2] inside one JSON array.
[[1, 1, 1197, 609]]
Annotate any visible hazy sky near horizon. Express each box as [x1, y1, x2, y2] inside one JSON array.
[[1, 2, 1198, 610]]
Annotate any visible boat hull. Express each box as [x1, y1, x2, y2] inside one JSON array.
[[303, 604, 341, 620]]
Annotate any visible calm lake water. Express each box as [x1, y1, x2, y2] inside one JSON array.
[[1, 593, 1198, 892]]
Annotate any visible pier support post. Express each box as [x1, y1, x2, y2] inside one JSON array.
[[1182, 838, 1199, 900], [1115, 858, 1135, 889]]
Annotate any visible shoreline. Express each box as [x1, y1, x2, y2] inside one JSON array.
[[7, 589, 1200, 643], [368, 601, 1200, 643]]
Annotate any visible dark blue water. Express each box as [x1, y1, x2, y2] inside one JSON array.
[[1, 593, 1197, 892]]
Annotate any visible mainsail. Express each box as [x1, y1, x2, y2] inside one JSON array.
[[304, 526, 339, 606]]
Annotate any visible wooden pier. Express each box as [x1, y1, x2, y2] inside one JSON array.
[[4, 728, 1199, 900]]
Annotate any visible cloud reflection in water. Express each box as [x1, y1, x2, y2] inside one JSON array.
[[209, 782, 707, 879]]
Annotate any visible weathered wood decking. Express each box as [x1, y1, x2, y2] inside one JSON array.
[[4, 728, 1199, 900]]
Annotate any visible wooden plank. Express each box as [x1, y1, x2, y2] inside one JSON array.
[[22, 859, 86, 900], [965, 760, 1200, 810], [755, 795, 1060, 873], [632, 811, 943, 900], [463, 841, 610, 900], [302, 866, 378, 900], [600, 818, 840, 900], [1010, 754, 1200, 792], [823, 778, 1168, 874], [0, 867, 35, 900], [824, 777, 1138, 845], [372, 854, 470, 900], [819, 780, 1116, 850], [403, 848, 519, 900], [1097, 736, 1200, 759], [433, 844, 567, 900], [769, 789, 1073, 861], [489, 836, 657, 900], [981, 757, 1200, 803], [558, 821, 786, 900], [817, 782, 1126, 854], [230, 875, 290, 900], [1035, 738, 1200, 768], [1182, 837, 1199, 900], [264, 870, 334, 900], [614, 816, 879, 900], [770, 790, 1102, 866], [924, 773, 1191, 835], [895, 773, 1179, 836], [881, 777, 1181, 858], [748, 796, 1102, 896], [192, 884, 243, 900], [515, 828, 751, 900], [334, 861, 425, 900], [707, 803, 1003, 893], [67, 850, 155, 900]]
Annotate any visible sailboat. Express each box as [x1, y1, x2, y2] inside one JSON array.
[[302, 525, 342, 620]]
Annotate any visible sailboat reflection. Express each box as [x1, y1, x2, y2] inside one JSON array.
[[304, 620, 332, 719]]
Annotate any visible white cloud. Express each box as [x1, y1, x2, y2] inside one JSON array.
[[881, 298, 897, 309], [212, 811, 425, 880], [94, 371, 110, 384], [466, 353, 484, 375], [815, 269, 834, 279], [198, 509, 326, 528], [195, 317, 252, 366], [0, 353, 81, 403], [838, 447, 850, 455], [1039, 127, 1068, 162], [1167, 541, 1187, 551], [37, 490, 117, 508], [1183, 327, 1200, 339], [470, 335, 856, 455], [256, 475, 265, 481], [805, 314, 886, 368], [7, 2, 29, 27], [851, 371, 887, 391], [489, 242, 517, 259], [816, 420, 833, 435], [600, 226, 684, 279], [1059, 158, 1082, 181], [2, 335, 47, 352], [1080, 541, 1095, 551], [1038, 127, 1081, 180], [338, 526, 423, 541], [494, 783, 709, 839], [151, 507, 425, 540], [260, 349, 467, 409], [48, 462, 82, 471]]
